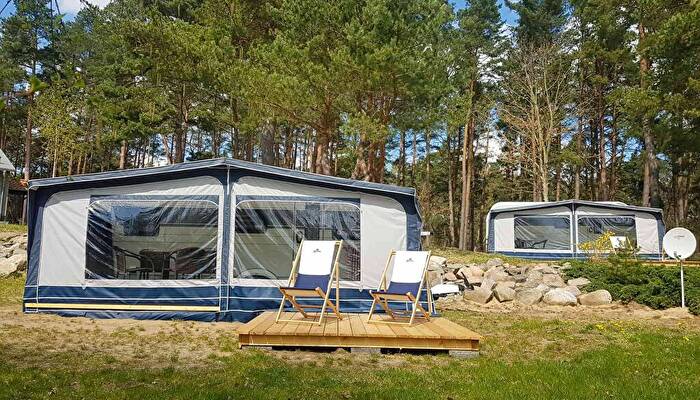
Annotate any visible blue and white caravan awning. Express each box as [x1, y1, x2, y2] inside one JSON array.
[[24, 158, 424, 322], [485, 200, 665, 260]]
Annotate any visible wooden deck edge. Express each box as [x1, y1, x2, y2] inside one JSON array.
[[238, 333, 480, 351]]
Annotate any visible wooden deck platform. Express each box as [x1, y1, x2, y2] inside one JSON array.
[[237, 312, 481, 354]]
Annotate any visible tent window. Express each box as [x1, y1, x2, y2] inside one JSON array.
[[577, 216, 636, 247], [514, 216, 571, 250], [85, 198, 218, 280], [233, 200, 361, 281]]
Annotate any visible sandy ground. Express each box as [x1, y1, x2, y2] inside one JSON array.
[[1, 297, 698, 370]]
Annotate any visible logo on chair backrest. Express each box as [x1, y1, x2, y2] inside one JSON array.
[[406, 257, 414, 262], [313, 248, 321, 253]]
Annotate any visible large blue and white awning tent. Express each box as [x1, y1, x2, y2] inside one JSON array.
[[485, 201, 665, 260], [23, 158, 422, 322]]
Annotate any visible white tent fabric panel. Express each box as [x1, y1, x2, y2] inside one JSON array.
[[493, 206, 572, 252], [575, 206, 660, 253], [38, 177, 224, 287], [231, 176, 407, 289]]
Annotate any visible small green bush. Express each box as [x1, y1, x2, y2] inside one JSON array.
[[564, 256, 700, 315]]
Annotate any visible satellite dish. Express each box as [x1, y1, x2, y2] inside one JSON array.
[[663, 227, 697, 260]]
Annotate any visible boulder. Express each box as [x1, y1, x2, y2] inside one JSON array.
[[533, 265, 557, 274], [468, 265, 485, 277], [443, 271, 458, 282], [522, 270, 544, 288], [534, 283, 551, 293], [542, 274, 566, 288], [0, 252, 27, 277], [463, 287, 493, 304], [567, 277, 591, 287], [563, 285, 581, 297], [485, 268, 511, 282], [542, 288, 577, 306], [427, 270, 443, 287], [428, 255, 447, 271], [464, 274, 483, 286], [495, 281, 516, 290], [485, 258, 504, 268], [479, 278, 497, 291], [515, 288, 544, 305], [561, 262, 572, 270], [578, 290, 612, 306], [511, 274, 528, 283], [493, 286, 516, 302]]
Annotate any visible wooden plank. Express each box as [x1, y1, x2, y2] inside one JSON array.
[[237, 313, 270, 335], [432, 318, 481, 340], [349, 314, 368, 337]]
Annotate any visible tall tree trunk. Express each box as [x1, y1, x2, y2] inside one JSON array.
[[261, 121, 276, 166], [23, 94, 33, 182], [447, 130, 456, 247], [399, 130, 406, 186], [639, 21, 658, 207], [459, 109, 475, 251], [119, 140, 128, 169]]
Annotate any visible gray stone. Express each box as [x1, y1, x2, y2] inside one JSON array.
[[511, 274, 528, 283], [0, 252, 27, 277], [542, 288, 577, 306], [578, 290, 612, 306], [563, 285, 581, 297], [463, 287, 493, 304], [567, 277, 591, 287], [351, 347, 381, 354], [479, 278, 497, 291], [542, 274, 566, 288], [449, 350, 479, 359], [515, 288, 544, 305], [486, 258, 504, 268], [534, 283, 551, 293], [428, 255, 447, 271], [493, 286, 516, 302], [561, 262, 572, 270], [522, 270, 543, 288]]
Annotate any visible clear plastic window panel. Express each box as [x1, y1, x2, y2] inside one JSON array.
[[233, 200, 361, 281], [514, 216, 571, 250], [577, 216, 637, 246], [85, 199, 218, 280]]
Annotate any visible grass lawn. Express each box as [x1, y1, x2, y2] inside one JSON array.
[[1, 274, 698, 399]]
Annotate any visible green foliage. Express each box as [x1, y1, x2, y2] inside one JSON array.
[[564, 258, 700, 315]]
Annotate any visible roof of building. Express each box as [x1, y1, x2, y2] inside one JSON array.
[[0, 149, 15, 172], [28, 157, 416, 196], [488, 200, 662, 215]]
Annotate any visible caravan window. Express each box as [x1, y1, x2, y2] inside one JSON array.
[[85, 198, 219, 280], [514, 216, 571, 250], [233, 200, 361, 281], [577, 216, 636, 247]]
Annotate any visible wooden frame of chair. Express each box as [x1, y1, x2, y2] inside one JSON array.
[[367, 250, 433, 326], [275, 240, 344, 325]]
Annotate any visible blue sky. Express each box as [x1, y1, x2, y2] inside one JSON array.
[[2, 0, 519, 25]]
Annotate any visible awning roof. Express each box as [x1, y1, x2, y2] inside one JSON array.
[[488, 200, 662, 215], [28, 158, 416, 197]]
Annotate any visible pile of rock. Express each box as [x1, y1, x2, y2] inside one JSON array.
[[0, 233, 28, 277], [429, 256, 612, 307]]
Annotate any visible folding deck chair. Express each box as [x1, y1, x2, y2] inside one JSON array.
[[275, 240, 344, 325], [367, 250, 433, 325]]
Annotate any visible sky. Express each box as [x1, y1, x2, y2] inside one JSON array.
[[2, 0, 520, 26]]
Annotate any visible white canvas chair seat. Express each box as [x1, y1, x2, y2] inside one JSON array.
[[367, 250, 433, 325], [276, 240, 343, 325]]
